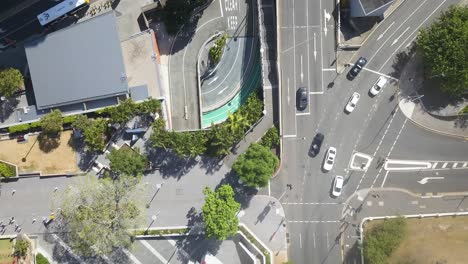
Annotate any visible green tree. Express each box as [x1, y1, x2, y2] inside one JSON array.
[[107, 147, 148, 177], [417, 6, 468, 97], [36, 253, 50, 264], [72, 115, 92, 131], [40, 109, 63, 136], [137, 98, 161, 115], [58, 175, 147, 257], [202, 185, 240, 240], [108, 98, 136, 124], [0, 68, 23, 97], [209, 33, 227, 64], [364, 217, 407, 264], [14, 239, 29, 257], [83, 118, 108, 152], [226, 112, 250, 138], [233, 143, 279, 188], [206, 123, 235, 157]]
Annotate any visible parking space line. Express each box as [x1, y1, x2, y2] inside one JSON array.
[[309, 91, 324, 95], [380, 170, 389, 188], [140, 240, 168, 264], [296, 112, 311, 116], [283, 134, 297, 138]]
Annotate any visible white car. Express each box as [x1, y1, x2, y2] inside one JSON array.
[[332, 175, 344, 197], [345, 92, 360, 113], [370, 76, 388, 96], [323, 147, 337, 171]]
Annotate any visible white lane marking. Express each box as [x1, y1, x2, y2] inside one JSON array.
[[296, 112, 311, 116], [464, 163, 468, 168], [313, 232, 316, 248], [380, 171, 390, 188], [283, 134, 297, 138], [207, 76, 219, 85], [319, 0, 324, 93], [442, 162, 448, 169], [268, 181, 271, 196], [418, 177, 444, 185], [377, 21, 395, 41], [322, 68, 335, 71], [309, 91, 324, 95], [359, 67, 399, 81], [140, 240, 169, 263], [367, 0, 429, 64], [299, 233, 302, 248], [219, 0, 224, 17], [323, 9, 329, 36], [432, 162, 438, 169], [453, 163, 458, 168], [313, 32, 317, 60], [384, 159, 432, 171], [287, 78, 290, 104], [280, 25, 321, 29], [300, 54, 304, 83], [217, 86, 228, 95], [166, 239, 191, 259], [391, 26, 410, 46], [380, 0, 450, 69], [122, 248, 143, 264], [326, 232, 329, 249]]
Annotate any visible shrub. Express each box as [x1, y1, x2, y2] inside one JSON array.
[[364, 217, 407, 264], [260, 126, 280, 149], [36, 253, 50, 264], [14, 239, 29, 257], [29, 121, 41, 130], [40, 109, 63, 136], [63, 115, 78, 124], [0, 68, 23, 97], [8, 124, 30, 134], [209, 33, 227, 64], [459, 105, 468, 115], [0, 162, 16, 177]]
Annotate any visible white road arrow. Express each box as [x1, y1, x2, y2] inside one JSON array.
[[323, 9, 329, 36], [324, 10, 331, 21], [417, 177, 444, 185], [313, 33, 317, 60], [377, 21, 395, 41], [300, 55, 304, 82], [391, 26, 410, 46]]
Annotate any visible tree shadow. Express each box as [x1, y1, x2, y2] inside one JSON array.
[[343, 240, 361, 264], [174, 234, 222, 263], [144, 145, 198, 179], [0, 97, 19, 123], [215, 170, 257, 209], [389, 43, 417, 79], [67, 134, 97, 171], [454, 116, 467, 129], [38, 133, 60, 153]]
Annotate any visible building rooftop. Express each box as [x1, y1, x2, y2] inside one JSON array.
[[351, 0, 394, 17], [25, 11, 128, 110]]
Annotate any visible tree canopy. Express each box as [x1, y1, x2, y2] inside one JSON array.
[[82, 118, 109, 152], [58, 175, 147, 257], [417, 6, 468, 97], [14, 239, 29, 257], [40, 109, 63, 136], [0, 68, 23, 97], [233, 143, 279, 188], [202, 185, 240, 240], [364, 217, 407, 264], [107, 147, 148, 177]]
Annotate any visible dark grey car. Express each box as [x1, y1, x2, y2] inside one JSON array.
[[296, 87, 308, 110], [347, 57, 367, 80]]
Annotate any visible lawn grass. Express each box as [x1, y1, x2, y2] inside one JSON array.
[[365, 216, 468, 264], [0, 239, 13, 264]]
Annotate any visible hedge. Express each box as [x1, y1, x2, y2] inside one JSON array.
[[8, 124, 30, 134], [0, 162, 16, 177], [36, 253, 50, 264], [133, 228, 189, 236], [63, 115, 78, 124]]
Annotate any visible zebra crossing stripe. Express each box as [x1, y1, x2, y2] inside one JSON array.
[[453, 163, 458, 168], [463, 163, 468, 168], [442, 162, 448, 168], [432, 162, 438, 169]]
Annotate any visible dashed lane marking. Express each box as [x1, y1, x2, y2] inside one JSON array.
[[453, 163, 458, 168], [432, 162, 438, 169], [282, 202, 341, 205], [288, 220, 340, 223], [442, 162, 448, 169]]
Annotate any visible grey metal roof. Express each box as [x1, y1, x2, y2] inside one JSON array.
[[25, 12, 128, 110], [350, 0, 394, 17]]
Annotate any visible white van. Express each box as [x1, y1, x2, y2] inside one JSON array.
[[370, 76, 388, 96]]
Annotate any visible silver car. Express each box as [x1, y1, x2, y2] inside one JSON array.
[[323, 147, 337, 171]]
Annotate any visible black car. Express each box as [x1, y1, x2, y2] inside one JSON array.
[[347, 57, 367, 80], [296, 87, 308, 110], [309, 133, 324, 157]]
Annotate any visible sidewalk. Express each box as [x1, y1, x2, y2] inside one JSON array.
[[398, 53, 468, 139]]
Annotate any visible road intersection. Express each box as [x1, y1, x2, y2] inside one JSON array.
[[274, 0, 467, 263]]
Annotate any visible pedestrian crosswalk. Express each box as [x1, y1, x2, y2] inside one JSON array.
[[430, 161, 468, 170]]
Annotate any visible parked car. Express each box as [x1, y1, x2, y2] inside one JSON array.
[[309, 133, 324, 157], [296, 87, 308, 110], [332, 175, 344, 197], [347, 57, 367, 80], [345, 92, 360, 113], [370, 76, 388, 96], [323, 147, 337, 171]]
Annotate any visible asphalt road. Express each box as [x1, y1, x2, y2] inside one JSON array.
[[275, 0, 466, 263]]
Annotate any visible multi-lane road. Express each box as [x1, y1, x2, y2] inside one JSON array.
[[274, 0, 468, 263]]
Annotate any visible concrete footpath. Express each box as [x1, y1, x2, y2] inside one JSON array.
[[398, 53, 467, 139]]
